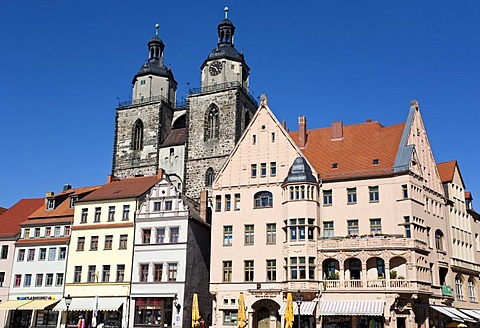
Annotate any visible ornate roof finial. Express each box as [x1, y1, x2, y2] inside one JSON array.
[[155, 23, 160, 36], [224, 6, 229, 19]]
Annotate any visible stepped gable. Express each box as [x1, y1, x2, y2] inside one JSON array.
[[289, 120, 405, 181], [0, 198, 44, 237], [437, 160, 457, 183], [80, 176, 161, 202], [160, 128, 186, 147]]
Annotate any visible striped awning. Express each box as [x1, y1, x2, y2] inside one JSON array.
[[459, 309, 480, 321], [53, 297, 124, 312], [0, 300, 32, 310], [319, 301, 384, 316], [431, 306, 464, 322], [279, 301, 317, 315], [17, 299, 59, 310]]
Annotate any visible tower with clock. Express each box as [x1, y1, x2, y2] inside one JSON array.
[[184, 7, 258, 201]]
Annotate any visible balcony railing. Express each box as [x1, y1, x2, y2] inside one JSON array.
[[188, 81, 258, 106], [319, 279, 414, 291], [117, 94, 183, 109]]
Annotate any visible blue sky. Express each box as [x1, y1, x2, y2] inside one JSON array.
[[1, 1, 479, 208]]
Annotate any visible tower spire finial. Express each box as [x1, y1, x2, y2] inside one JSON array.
[[155, 23, 160, 36], [224, 7, 229, 19]]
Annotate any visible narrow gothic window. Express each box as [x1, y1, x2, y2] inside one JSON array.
[[205, 168, 215, 187], [132, 119, 144, 150], [205, 105, 219, 141], [244, 111, 250, 128]]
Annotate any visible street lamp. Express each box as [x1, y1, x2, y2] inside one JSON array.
[[295, 290, 303, 328], [65, 294, 72, 327]]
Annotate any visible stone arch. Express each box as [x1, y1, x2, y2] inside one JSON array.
[[389, 256, 407, 279], [366, 257, 385, 279], [205, 168, 215, 187], [344, 257, 362, 280], [322, 258, 340, 280], [455, 273, 466, 301], [251, 299, 280, 328], [204, 104, 219, 141], [435, 229, 445, 251], [172, 114, 186, 129], [132, 119, 144, 150]]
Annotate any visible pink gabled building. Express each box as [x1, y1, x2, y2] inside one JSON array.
[[437, 160, 480, 319], [210, 97, 470, 328], [0, 198, 44, 327]]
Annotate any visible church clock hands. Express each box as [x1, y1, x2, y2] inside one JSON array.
[[209, 61, 223, 76]]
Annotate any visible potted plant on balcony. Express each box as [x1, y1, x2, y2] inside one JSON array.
[[390, 270, 397, 279], [327, 272, 340, 280]]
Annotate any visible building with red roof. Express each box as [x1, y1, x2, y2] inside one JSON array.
[[0, 198, 44, 327], [209, 96, 464, 328], [3, 185, 98, 328]]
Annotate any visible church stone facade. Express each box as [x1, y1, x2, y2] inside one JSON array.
[[112, 9, 257, 202]]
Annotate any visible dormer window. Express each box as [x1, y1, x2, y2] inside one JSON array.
[[373, 159, 379, 165], [69, 196, 78, 208], [332, 163, 338, 169], [47, 199, 55, 210]]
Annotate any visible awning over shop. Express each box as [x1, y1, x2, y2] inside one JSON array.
[[431, 306, 464, 322], [0, 300, 33, 310], [17, 299, 59, 310], [318, 301, 384, 316], [279, 301, 317, 315], [459, 309, 480, 321], [53, 298, 124, 312], [446, 307, 477, 323]]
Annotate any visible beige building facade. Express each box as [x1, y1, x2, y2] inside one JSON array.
[[59, 176, 160, 328], [209, 97, 475, 328]]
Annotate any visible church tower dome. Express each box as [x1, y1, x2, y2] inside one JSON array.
[[132, 23, 177, 104], [200, 7, 250, 90]]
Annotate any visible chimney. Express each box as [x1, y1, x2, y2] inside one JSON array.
[[298, 116, 307, 148], [157, 168, 164, 180], [200, 190, 208, 221], [332, 121, 343, 140], [107, 175, 118, 183], [366, 118, 372, 123], [62, 184, 72, 192], [281, 120, 287, 131]]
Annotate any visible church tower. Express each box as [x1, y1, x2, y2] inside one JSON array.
[[112, 24, 180, 179], [184, 8, 258, 201]]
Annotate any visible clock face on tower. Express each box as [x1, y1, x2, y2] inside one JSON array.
[[209, 61, 223, 76]]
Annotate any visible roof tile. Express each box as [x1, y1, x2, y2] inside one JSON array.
[[289, 121, 405, 181]]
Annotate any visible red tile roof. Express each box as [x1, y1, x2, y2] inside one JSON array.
[[0, 207, 7, 215], [465, 192, 472, 200], [437, 160, 457, 183], [289, 121, 405, 181], [161, 128, 186, 147], [28, 186, 100, 220], [0, 198, 44, 238], [79, 176, 161, 202]]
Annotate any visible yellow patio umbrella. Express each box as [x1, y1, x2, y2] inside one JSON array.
[[238, 292, 247, 328], [192, 293, 200, 328], [446, 323, 467, 328], [285, 293, 294, 328]]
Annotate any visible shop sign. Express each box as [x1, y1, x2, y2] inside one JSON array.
[[17, 296, 55, 300]]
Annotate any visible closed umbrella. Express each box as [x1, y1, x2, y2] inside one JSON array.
[[285, 293, 294, 328], [192, 293, 200, 328], [237, 293, 247, 328], [92, 296, 98, 328]]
